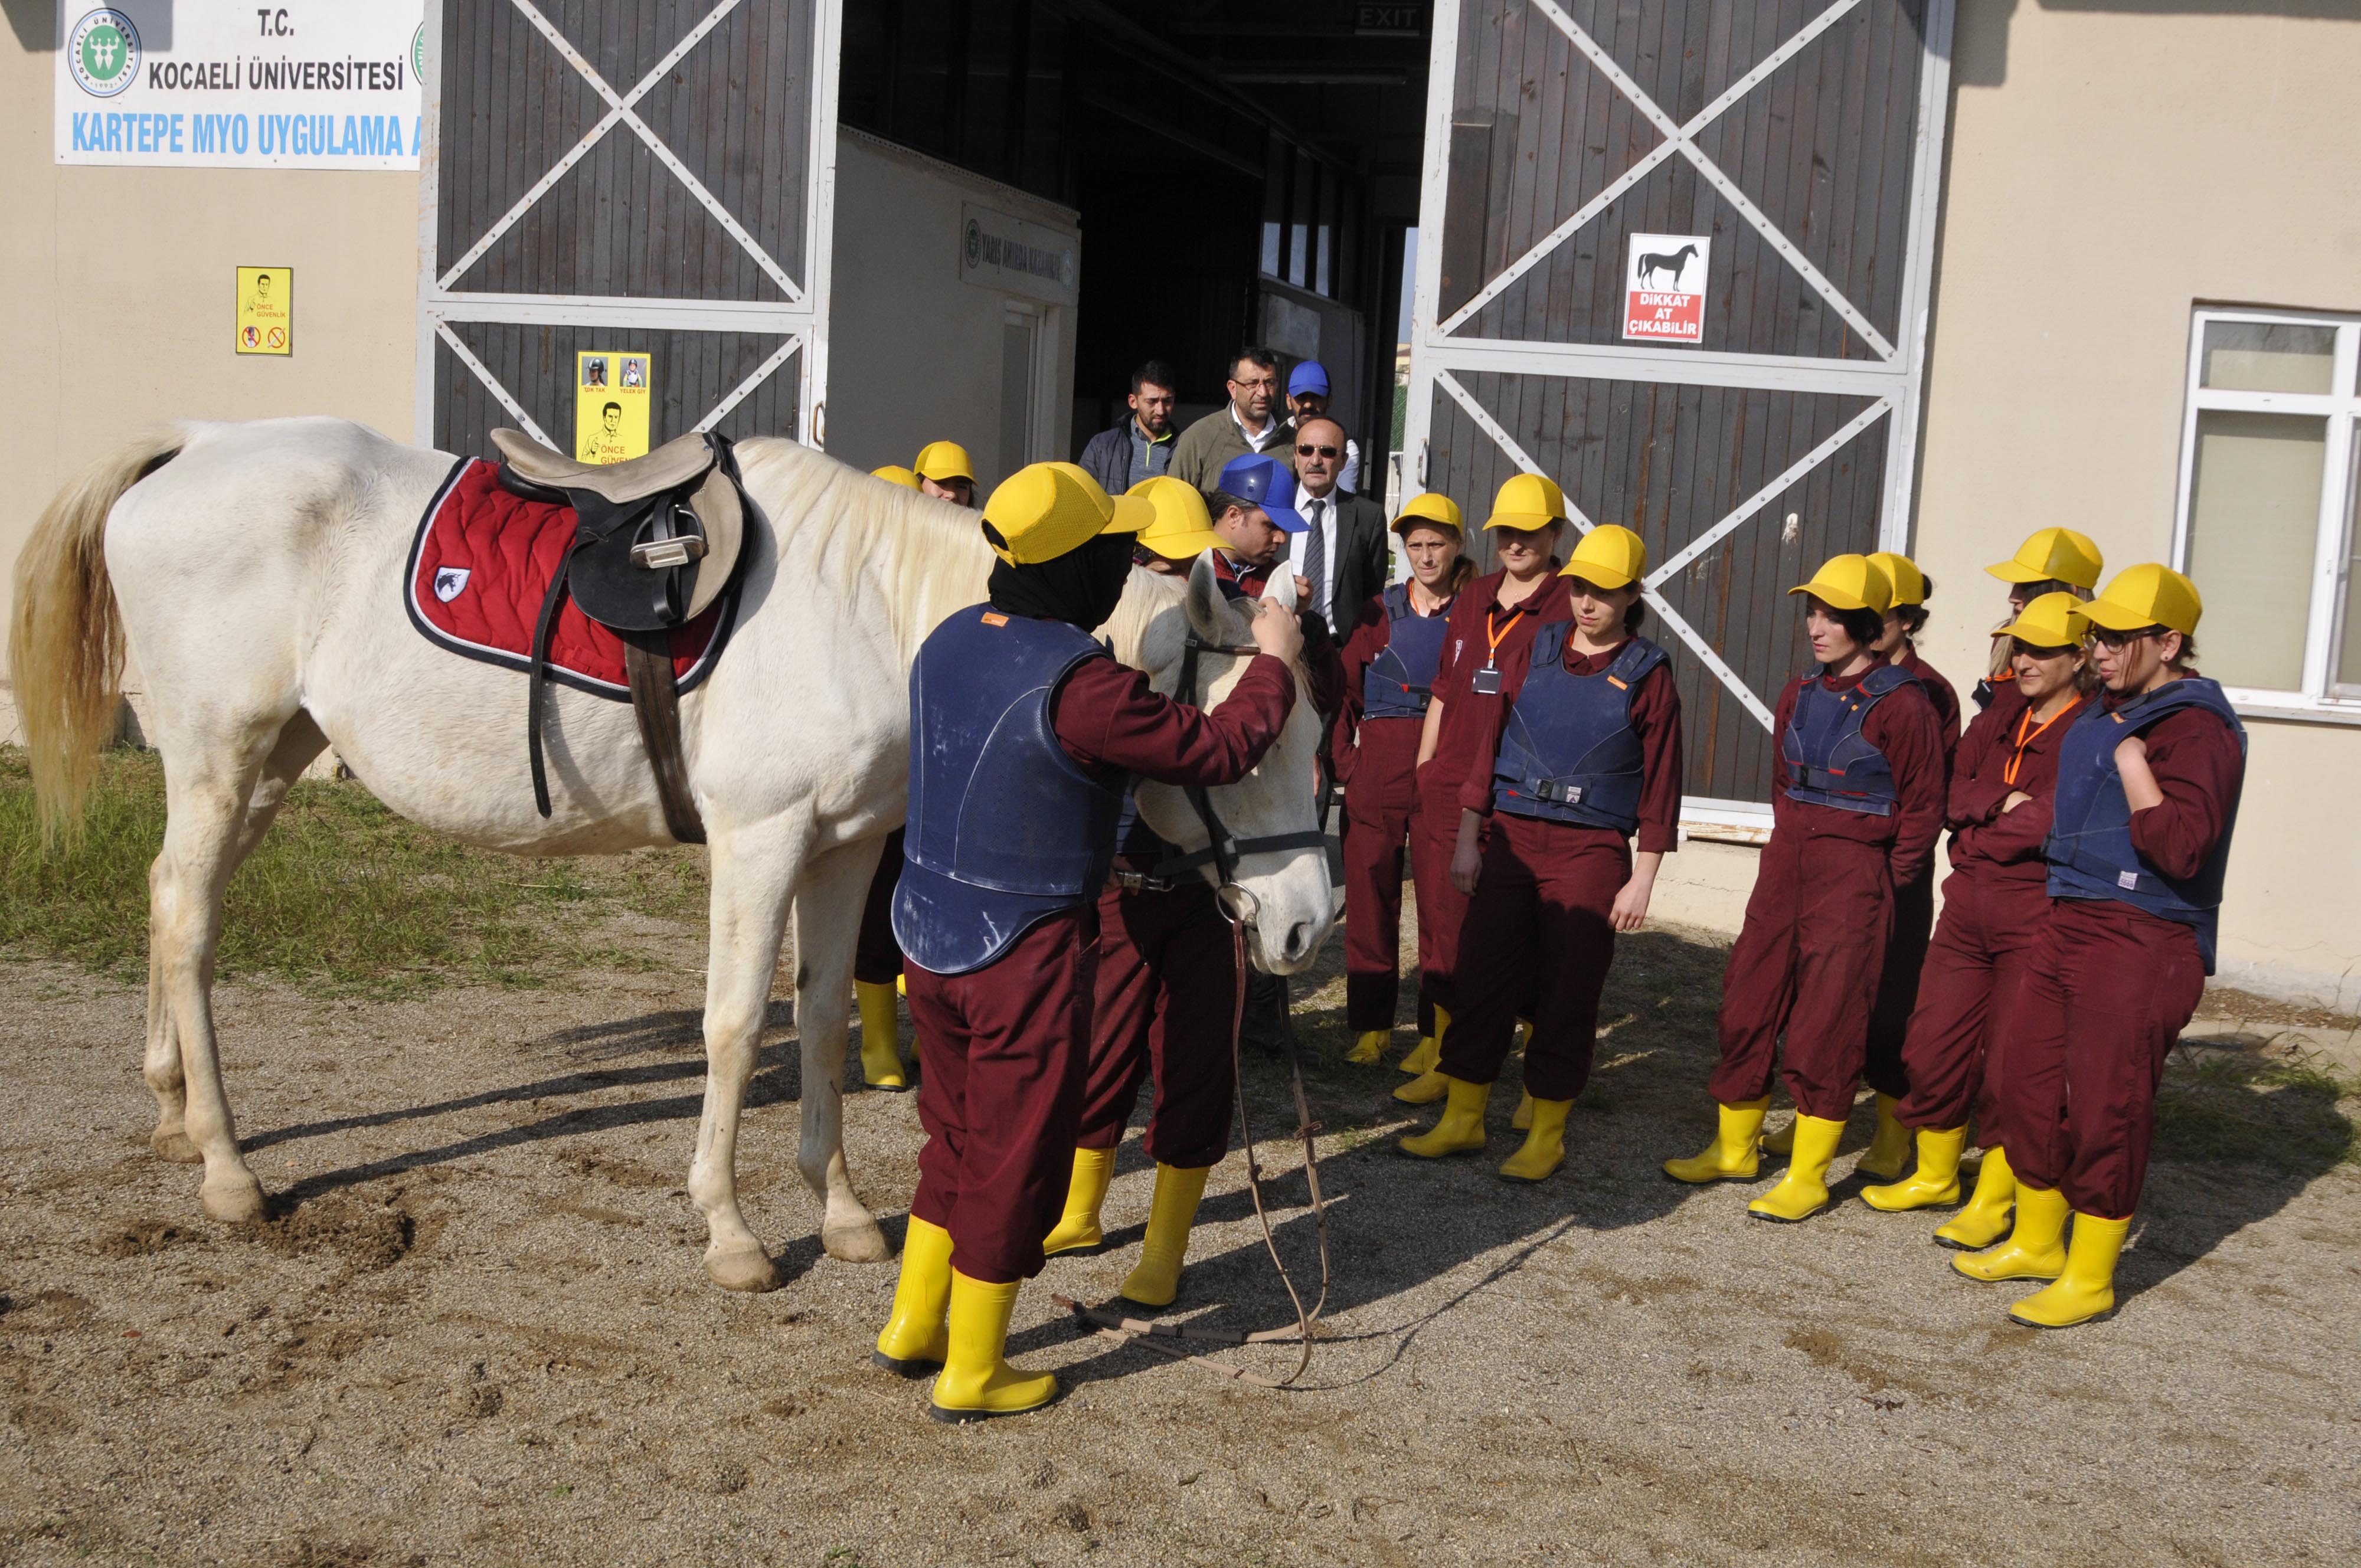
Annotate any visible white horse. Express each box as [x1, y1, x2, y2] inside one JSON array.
[[8, 418, 1333, 1291]]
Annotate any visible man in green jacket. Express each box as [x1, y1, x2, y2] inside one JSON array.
[[1171, 346, 1294, 490]]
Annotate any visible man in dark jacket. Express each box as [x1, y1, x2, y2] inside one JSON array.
[[1078, 360, 1180, 495], [1287, 415, 1390, 639]]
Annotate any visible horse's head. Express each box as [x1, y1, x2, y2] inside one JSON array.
[[1110, 559, 1336, 976]]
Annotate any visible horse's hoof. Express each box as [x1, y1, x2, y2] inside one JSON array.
[[201, 1176, 267, 1225], [704, 1246, 783, 1293], [822, 1216, 892, 1265], [151, 1128, 202, 1164]]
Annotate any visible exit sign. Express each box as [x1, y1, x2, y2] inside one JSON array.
[[1356, 3, 1423, 36]]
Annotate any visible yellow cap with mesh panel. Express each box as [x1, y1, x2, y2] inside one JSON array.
[[1129, 475, 1227, 561], [1866, 551, 1928, 607], [1999, 591, 2092, 649], [1482, 473, 1570, 532], [1392, 491, 1466, 535], [981, 461, 1151, 566], [871, 464, 921, 490], [2081, 563, 2203, 637], [914, 440, 976, 483], [1561, 524, 1649, 590], [1986, 526, 2103, 590], [1789, 553, 1895, 614]]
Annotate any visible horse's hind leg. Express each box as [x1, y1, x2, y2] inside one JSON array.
[[143, 715, 326, 1166], [793, 837, 891, 1264]]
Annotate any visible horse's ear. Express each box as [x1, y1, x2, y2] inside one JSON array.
[[1266, 565, 1300, 613], [1184, 554, 1227, 641]]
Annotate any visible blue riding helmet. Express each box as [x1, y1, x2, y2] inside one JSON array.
[[1217, 453, 1307, 533]]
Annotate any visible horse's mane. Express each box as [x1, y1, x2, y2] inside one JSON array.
[[732, 437, 997, 664], [1099, 566, 1188, 671]]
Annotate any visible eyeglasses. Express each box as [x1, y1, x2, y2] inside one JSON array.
[[2090, 627, 2159, 650], [1296, 444, 1340, 459]]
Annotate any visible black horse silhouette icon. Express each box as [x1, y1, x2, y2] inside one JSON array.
[[1636, 243, 1701, 290]]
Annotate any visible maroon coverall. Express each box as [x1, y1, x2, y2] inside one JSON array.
[[1707, 669, 1945, 1123], [1439, 638, 1683, 1101], [854, 829, 907, 986], [1863, 646, 1961, 1100], [1412, 571, 1572, 1024], [902, 653, 1295, 1284], [1894, 682, 2082, 1138], [2003, 700, 2242, 1219], [1075, 868, 1239, 1170], [1334, 586, 1457, 1031]]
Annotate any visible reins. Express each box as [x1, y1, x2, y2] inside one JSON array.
[[1055, 630, 1335, 1388]]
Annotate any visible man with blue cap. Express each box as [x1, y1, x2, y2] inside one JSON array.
[[1286, 360, 1362, 495]]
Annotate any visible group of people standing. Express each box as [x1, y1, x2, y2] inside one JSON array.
[[841, 379, 2244, 1425]]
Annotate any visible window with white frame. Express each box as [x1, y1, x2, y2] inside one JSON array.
[[2174, 307, 2361, 715]]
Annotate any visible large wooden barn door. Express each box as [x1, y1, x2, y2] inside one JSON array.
[[416, 0, 842, 456], [1404, 0, 1953, 814]]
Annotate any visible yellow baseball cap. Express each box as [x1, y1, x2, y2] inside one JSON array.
[[1866, 551, 1928, 607], [1392, 492, 1466, 535], [2000, 591, 2092, 649], [1790, 553, 1894, 614], [1128, 475, 1227, 561], [871, 464, 921, 490], [1483, 473, 1570, 532], [1987, 526, 2102, 590], [1561, 524, 1648, 590], [2081, 563, 2203, 637], [914, 440, 976, 483], [981, 461, 1150, 566]]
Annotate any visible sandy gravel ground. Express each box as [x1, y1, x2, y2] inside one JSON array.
[[2, 898, 2357, 1567]]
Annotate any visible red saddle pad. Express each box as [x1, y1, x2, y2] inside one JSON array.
[[404, 458, 736, 699]]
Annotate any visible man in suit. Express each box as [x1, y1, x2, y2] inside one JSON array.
[[1286, 416, 1389, 640]]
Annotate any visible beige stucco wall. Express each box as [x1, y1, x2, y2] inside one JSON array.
[[1908, 1, 2361, 1010], [0, 22, 420, 660]]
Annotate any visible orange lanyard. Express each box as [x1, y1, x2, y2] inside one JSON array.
[[2003, 699, 2078, 785], [1482, 601, 1529, 667]]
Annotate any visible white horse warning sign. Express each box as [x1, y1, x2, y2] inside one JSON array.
[[1623, 233, 1711, 345]]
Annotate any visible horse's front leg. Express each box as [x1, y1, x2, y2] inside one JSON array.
[[688, 814, 808, 1292], [794, 837, 891, 1263]]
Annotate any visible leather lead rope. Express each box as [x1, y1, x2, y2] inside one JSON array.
[[1056, 631, 1335, 1387]]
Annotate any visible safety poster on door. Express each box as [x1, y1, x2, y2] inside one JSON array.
[[1623, 234, 1711, 345]]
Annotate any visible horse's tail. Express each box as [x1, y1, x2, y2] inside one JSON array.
[[9, 426, 188, 843]]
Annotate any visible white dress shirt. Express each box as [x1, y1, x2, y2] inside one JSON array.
[[1290, 487, 1343, 630]]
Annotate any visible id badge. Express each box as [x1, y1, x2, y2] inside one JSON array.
[[1470, 664, 1503, 696]]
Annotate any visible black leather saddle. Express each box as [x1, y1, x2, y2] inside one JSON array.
[[490, 427, 751, 844]]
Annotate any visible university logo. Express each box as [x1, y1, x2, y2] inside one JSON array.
[[69, 9, 140, 99], [433, 567, 472, 603]]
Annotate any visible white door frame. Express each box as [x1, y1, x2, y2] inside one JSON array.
[[413, 0, 843, 450]]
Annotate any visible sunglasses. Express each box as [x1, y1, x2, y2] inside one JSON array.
[[1296, 444, 1340, 459]]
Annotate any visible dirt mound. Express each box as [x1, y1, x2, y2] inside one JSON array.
[[241, 1193, 417, 1270]]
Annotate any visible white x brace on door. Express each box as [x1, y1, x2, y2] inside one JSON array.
[[1405, 0, 1954, 811], [415, 0, 842, 457]]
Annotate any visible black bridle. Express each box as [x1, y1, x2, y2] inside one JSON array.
[[1152, 635, 1331, 894]]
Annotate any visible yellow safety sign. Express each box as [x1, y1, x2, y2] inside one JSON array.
[[574, 351, 652, 464], [234, 266, 292, 355]]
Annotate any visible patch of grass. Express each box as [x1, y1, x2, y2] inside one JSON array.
[[0, 747, 704, 997], [2156, 1044, 2360, 1171]]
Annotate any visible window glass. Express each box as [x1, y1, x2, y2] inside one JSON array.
[[2184, 410, 2326, 690], [2340, 444, 2361, 694], [2201, 321, 2336, 394]]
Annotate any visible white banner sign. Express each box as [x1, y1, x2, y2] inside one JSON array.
[[55, 2, 426, 171]]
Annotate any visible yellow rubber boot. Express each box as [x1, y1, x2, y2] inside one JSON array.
[[1399, 1005, 1450, 1075], [1856, 1093, 1911, 1181], [1663, 1098, 1768, 1184], [1761, 1117, 1796, 1157], [2009, 1212, 2130, 1328], [1953, 1182, 2069, 1282], [1498, 1096, 1572, 1183], [1042, 1145, 1116, 1256], [1511, 1089, 1535, 1131], [1747, 1114, 1845, 1222], [1347, 1029, 1390, 1066], [1398, 1076, 1492, 1158], [1861, 1126, 1966, 1212], [1119, 1163, 1211, 1308], [872, 1215, 953, 1376], [1936, 1144, 2018, 1251], [929, 1270, 1058, 1422], [1394, 1068, 1451, 1105], [855, 980, 908, 1091]]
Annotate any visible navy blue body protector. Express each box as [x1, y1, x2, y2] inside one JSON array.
[[1490, 629, 1667, 834], [1361, 582, 1453, 720], [1780, 663, 1922, 817], [2043, 677, 2245, 973], [891, 606, 1127, 976]]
